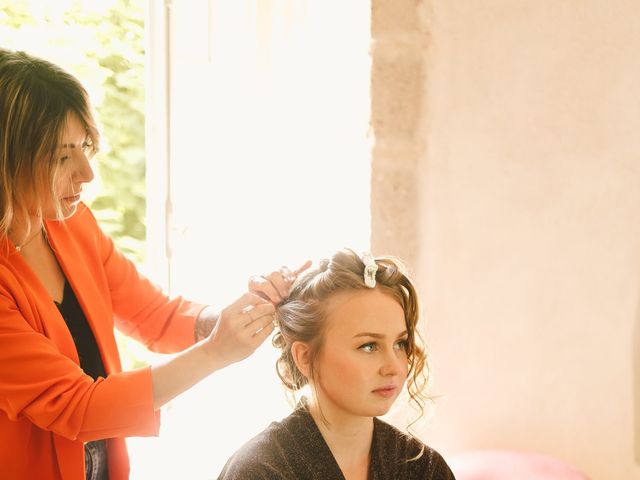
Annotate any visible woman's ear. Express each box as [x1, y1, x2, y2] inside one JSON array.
[[290, 341, 312, 379]]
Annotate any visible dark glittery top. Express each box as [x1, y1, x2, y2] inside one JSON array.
[[217, 400, 456, 480]]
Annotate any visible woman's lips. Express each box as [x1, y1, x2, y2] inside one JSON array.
[[64, 194, 81, 204], [372, 385, 398, 398]]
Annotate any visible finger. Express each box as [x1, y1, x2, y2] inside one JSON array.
[[279, 265, 293, 279], [267, 272, 289, 298], [241, 303, 275, 327], [230, 292, 271, 314], [247, 302, 276, 320], [252, 317, 276, 344], [248, 275, 266, 291], [293, 260, 312, 276], [241, 310, 256, 328], [250, 275, 283, 303]]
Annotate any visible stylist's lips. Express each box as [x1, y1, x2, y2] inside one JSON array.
[[64, 193, 81, 204], [372, 385, 398, 398]]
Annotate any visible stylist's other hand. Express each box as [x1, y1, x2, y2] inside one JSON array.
[[204, 292, 275, 367], [249, 260, 312, 304]]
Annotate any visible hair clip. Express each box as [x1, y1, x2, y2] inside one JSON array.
[[362, 252, 378, 288]]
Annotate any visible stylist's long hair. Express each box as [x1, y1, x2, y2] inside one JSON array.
[[0, 48, 100, 243]]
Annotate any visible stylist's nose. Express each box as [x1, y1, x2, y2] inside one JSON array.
[[73, 148, 94, 184]]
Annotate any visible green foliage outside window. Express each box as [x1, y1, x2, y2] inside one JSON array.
[[0, 0, 146, 263]]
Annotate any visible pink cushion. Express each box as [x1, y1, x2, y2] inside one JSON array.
[[448, 450, 590, 480]]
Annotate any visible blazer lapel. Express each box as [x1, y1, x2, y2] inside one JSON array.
[[1, 236, 79, 363]]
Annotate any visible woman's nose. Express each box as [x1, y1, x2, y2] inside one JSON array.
[[73, 149, 95, 183], [379, 348, 404, 377]]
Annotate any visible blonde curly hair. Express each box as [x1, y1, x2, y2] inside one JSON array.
[[273, 248, 429, 422]]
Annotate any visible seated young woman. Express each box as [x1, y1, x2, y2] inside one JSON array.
[[218, 249, 455, 480]]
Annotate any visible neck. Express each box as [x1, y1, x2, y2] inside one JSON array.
[[9, 216, 44, 251], [307, 394, 374, 473]]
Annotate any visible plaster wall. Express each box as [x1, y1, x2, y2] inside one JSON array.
[[372, 1, 640, 478]]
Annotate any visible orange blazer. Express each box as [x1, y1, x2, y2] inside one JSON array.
[[0, 204, 205, 479]]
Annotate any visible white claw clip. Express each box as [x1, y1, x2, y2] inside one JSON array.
[[362, 252, 378, 288]]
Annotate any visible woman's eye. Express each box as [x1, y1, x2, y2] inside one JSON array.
[[359, 343, 377, 353], [59, 155, 70, 162], [81, 136, 95, 153], [394, 339, 408, 351]]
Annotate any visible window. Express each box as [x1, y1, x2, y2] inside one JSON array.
[[139, 1, 371, 477]]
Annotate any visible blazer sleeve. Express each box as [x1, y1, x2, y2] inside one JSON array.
[[0, 204, 205, 443], [88, 209, 205, 353], [0, 277, 160, 442]]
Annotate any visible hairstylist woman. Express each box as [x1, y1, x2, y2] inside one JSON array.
[[0, 48, 307, 480]]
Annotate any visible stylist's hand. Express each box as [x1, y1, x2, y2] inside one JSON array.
[[203, 292, 275, 367], [249, 260, 312, 304]]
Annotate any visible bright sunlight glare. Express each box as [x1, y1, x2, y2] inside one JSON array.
[[132, 1, 371, 478]]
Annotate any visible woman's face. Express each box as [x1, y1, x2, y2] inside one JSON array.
[[44, 112, 95, 220], [311, 288, 409, 421]]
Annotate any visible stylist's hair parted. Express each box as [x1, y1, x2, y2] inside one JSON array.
[[273, 248, 429, 417], [0, 48, 99, 238]]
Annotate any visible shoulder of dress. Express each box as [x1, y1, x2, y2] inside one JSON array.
[[372, 416, 408, 437], [230, 412, 305, 462], [370, 418, 455, 476], [220, 425, 282, 475], [236, 420, 284, 451], [373, 417, 430, 453]]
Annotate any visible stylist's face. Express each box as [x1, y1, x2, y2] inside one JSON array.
[[45, 112, 95, 220]]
